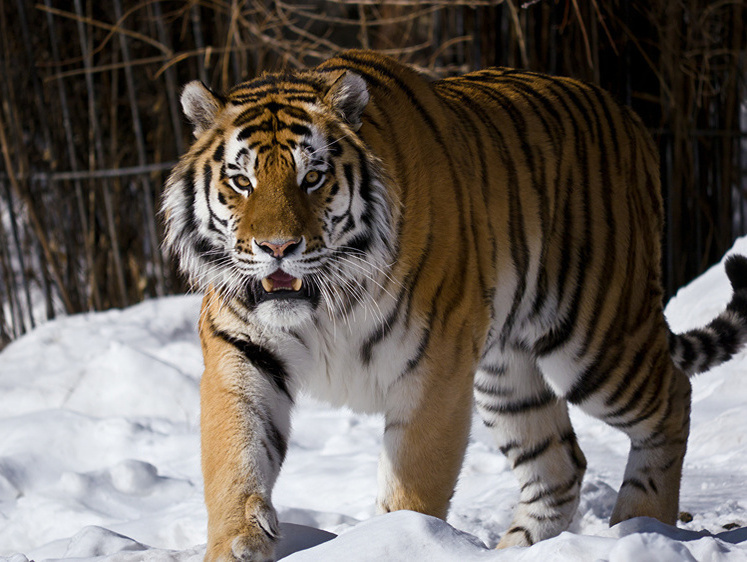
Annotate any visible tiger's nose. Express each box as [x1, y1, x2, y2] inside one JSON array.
[[257, 238, 302, 258]]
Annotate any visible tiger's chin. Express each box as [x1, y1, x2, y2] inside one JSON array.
[[254, 299, 315, 328], [250, 277, 319, 329]]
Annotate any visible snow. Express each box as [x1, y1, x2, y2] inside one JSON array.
[[2, 240, 747, 561]]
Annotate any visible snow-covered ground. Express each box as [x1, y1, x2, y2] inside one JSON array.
[[1, 240, 747, 561]]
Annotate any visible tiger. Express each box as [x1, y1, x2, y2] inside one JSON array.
[[161, 50, 747, 561]]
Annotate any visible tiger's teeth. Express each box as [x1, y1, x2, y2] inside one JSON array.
[[291, 278, 302, 291], [261, 278, 273, 292]]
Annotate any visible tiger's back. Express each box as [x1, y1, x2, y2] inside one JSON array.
[[161, 50, 747, 559]]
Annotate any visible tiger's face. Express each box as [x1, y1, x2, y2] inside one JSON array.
[[162, 71, 394, 329]]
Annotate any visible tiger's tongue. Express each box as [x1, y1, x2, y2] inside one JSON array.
[[262, 270, 302, 292]]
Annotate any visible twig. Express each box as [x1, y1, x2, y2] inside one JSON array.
[[507, 0, 528, 67], [35, 3, 170, 57], [570, 0, 593, 68], [113, 0, 164, 299]]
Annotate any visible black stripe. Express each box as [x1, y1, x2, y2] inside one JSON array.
[[505, 526, 534, 545], [709, 316, 739, 356], [325, 133, 344, 157], [565, 343, 626, 405], [529, 512, 564, 522], [499, 441, 520, 455], [479, 362, 507, 377], [473, 381, 511, 397], [605, 349, 669, 421], [179, 166, 198, 238], [535, 109, 594, 357], [360, 305, 400, 365], [340, 161, 357, 235], [238, 122, 272, 141], [533, 181, 575, 354], [513, 438, 553, 468], [620, 478, 647, 493], [608, 394, 663, 429], [203, 163, 228, 231], [695, 330, 718, 368], [660, 455, 680, 472], [212, 143, 224, 162], [356, 148, 375, 227], [263, 101, 283, 114], [401, 332, 429, 378], [604, 322, 662, 407], [228, 75, 323, 95], [343, 232, 372, 255], [192, 235, 226, 266], [233, 106, 266, 127], [547, 494, 579, 509], [648, 477, 659, 494], [237, 119, 312, 143], [289, 123, 312, 137], [262, 413, 289, 464], [212, 326, 293, 403], [230, 93, 319, 105], [677, 333, 697, 371], [338, 215, 355, 237], [576, 85, 617, 358], [562, 432, 587, 470], [521, 476, 578, 505], [478, 389, 555, 416], [520, 476, 542, 492], [399, 283, 443, 378]]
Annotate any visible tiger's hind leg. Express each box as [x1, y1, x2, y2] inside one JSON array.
[[550, 334, 691, 528], [605, 361, 690, 526], [476, 348, 587, 548]]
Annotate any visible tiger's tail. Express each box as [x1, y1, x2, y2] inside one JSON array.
[[668, 254, 747, 377]]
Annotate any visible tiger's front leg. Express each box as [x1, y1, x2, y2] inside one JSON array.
[[200, 300, 294, 561], [376, 354, 474, 518]]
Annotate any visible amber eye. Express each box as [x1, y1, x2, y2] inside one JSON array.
[[302, 170, 324, 192], [231, 174, 253, 194]]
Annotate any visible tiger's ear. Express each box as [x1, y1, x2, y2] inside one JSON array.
[[181, 81, 224, 138], [323, 71, 369, 131]]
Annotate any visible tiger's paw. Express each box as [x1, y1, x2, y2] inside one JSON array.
[[205, 495, 280, 562]]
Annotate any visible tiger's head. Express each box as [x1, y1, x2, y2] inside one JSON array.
[[162, 70, 395, 329]]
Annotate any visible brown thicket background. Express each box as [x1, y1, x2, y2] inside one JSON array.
[[0, 0, 746, 347]]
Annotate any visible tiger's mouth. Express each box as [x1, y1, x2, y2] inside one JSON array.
[[255, 270, 312, 302], [261, 270, 303, 293]]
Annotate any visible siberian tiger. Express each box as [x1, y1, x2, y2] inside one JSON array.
[[161, 50, 747, 561]]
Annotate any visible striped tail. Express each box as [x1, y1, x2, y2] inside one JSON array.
[[669, 254, 747, 377]]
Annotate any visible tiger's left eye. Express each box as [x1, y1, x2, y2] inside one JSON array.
[[230, 174, 253, 194], [302, 170, 324, 192]]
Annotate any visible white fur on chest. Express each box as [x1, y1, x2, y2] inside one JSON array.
[[282, 302, 422, 414]]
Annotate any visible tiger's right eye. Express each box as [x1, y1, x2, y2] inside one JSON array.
[[231, 174, 253, 194]]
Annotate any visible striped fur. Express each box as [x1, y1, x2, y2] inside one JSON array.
[[161, 51, 747, 560]]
